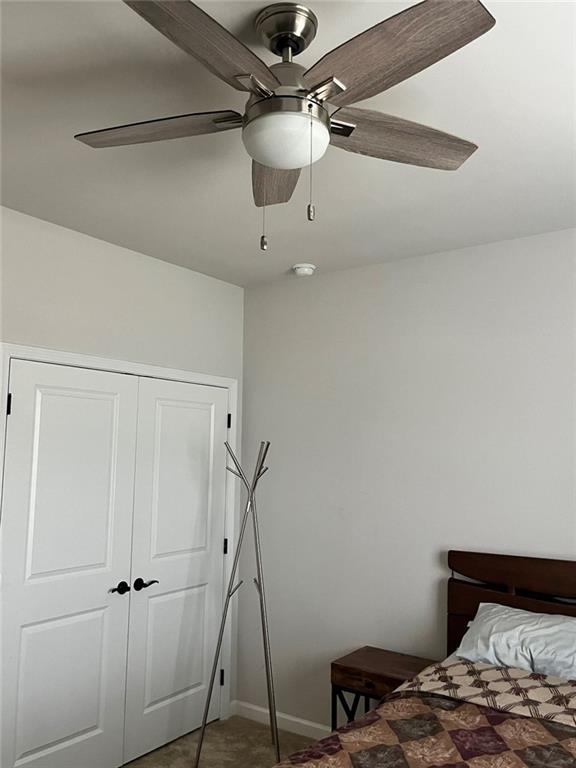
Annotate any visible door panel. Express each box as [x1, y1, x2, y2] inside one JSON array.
[[26, 387, 118, 577], [151, 401, 212, 557], [124, 378, 228, 762], [1, 360, 138, 768], [145, 585, 206, 709], [16, 609, 107, 761]]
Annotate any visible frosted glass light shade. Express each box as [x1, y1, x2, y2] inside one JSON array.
[[242, 111, 330, 170]]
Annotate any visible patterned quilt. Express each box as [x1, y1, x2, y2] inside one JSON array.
[[275, 660, 576, 767]]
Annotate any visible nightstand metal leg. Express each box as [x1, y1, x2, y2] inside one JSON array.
[[334, 687, 363, 726], [331, 686, 338, 731], [349, 693, 361, 721]]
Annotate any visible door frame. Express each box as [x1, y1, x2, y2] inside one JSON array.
[[0, 342, 239, 723]]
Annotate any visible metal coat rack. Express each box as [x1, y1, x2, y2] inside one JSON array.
[[193, 440, 280, 767]]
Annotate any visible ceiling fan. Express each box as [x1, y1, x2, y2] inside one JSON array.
[[75, 0, 495, 209]]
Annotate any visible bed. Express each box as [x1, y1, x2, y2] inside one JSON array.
[[274, 550, 576, 767]]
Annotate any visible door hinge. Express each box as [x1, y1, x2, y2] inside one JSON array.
[[227, 413, 232, 429], [6, 393, 12, 416], [223, 538, 228, 555], [220, 669, 225, 686]]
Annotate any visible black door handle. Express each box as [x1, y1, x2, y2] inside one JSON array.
[[133, 578, 159, 591], [109, 580, 130, 595]]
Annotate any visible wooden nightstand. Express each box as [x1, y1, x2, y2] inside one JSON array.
[[331, 646, 436, 730]]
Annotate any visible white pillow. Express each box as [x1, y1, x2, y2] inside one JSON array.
[[456, 602, 576, 680]]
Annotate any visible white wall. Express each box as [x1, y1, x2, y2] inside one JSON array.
[[0, 207, 243, 379], [240, 228, 576, 727]]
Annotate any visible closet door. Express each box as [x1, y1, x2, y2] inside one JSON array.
[[123, 377, 228, 762], [1, 360, 139, 768]]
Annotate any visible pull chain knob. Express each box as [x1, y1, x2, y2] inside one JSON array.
[[307, 103, 317, 222], [260, 204, 268, 250]]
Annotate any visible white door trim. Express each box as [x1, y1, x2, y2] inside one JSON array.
[[0, 342, 239, 725]]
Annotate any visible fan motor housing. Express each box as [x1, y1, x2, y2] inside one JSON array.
[[255, 3, 318, 57], [244, 95, 329, 130]]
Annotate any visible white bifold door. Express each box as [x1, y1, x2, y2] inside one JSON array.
[[1, 360, 229, 768]]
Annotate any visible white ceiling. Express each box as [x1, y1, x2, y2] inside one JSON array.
[[2, 1, 575, 286]]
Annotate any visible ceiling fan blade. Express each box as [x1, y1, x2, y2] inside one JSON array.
[[123, 1, 280, 94], [304, 0, 495, 108], [331, 107, 477, 170], [252, 162, 301, 207], [75, 110, 242, 148]]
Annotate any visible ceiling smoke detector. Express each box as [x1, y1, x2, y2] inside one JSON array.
[[292, 263, 316, 277]]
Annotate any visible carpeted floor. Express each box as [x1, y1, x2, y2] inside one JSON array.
[[126, 716, 312, 768]]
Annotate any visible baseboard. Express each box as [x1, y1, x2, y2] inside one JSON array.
[[229, 700, 331, 741]]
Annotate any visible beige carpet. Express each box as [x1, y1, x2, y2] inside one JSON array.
[[126, 716, 312, 768]]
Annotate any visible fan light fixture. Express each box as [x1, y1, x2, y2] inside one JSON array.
[[242, 110, 329, 170], [75, 0, 496, 248]]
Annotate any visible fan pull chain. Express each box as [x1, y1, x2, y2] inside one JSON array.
[[260, 204, 268, 251], [307, 104, 315, 222]]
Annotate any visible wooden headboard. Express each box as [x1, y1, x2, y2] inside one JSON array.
[[447, 550, 576, 654]]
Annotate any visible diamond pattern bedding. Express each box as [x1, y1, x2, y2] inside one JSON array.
[[274, 660, 576, 767]]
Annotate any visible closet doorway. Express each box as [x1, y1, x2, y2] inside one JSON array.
[[0, 352, 236, 768]]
